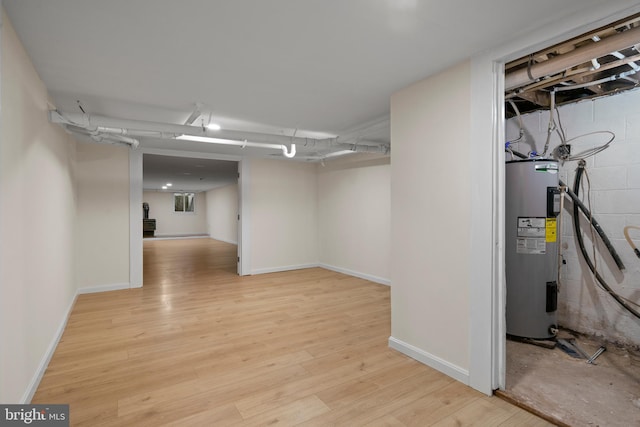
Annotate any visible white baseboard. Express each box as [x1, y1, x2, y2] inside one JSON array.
[[388, 336, 469, 385], [319, 263, 390, 286], [149, 234, 210, 241], [77, 282, 131, 295], [21, 281, 135, 402], [21, 293, 77, 403], [209, 237, 238, 245], [251, 263, 319, 275]]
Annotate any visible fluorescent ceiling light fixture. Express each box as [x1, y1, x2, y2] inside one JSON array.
[[206, 123, 221, 131], [162, 186, 167, 190], [324, 149, 356, 159], [176, 135, 232, 144], [166, 183, 172, 187]]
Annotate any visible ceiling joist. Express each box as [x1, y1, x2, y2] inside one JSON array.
[[506, 13, 640, 114]]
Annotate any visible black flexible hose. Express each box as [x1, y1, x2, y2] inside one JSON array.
[[560, 180, 625, 272], [572, 162, 640, 320]]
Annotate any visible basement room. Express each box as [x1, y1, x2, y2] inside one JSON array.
[[1, 1, 639, 426]]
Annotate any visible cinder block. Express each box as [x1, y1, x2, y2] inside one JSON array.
[[555, 99, 594, 129], [626, 112, 640, 139], [584, 166, 627, 190], [627, 165, 640, 189], [594, 189, 640, 214], [520, 110, 542, 133], [594, 88, 640, 120], [594, 141, 640, 167], [626, 213, 640, 226]]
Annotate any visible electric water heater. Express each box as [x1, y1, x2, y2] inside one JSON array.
[[505, 159, 559, 339]]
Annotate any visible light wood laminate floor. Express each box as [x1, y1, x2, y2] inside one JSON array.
[[33, 238, 552, 426]]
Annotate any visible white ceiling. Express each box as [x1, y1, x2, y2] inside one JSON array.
[[4, 0, 629, 187], [4, 0, 618, 136], [143, 154, 237, 193]]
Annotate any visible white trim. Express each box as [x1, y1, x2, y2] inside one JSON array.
[[251, 263, 318, 275], [319, 263, 390, 286], [388, 336, 469, 385], [20, 294, 77, 403], [238, 159, 251, 276], [209, 237, 238, 245], [468, 56, 503, 396], [77, 282, 131, 295]]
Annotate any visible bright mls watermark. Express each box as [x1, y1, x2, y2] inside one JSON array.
[[0, 405, 68, 426]]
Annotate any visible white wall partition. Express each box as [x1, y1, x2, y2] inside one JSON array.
[[317, 158, 390, 285], [390, 61, 472, 382], [249, 158, 318, 273], [76, 143, 131, 291], [206, 183, 238, 244], [0, 11, 77, 403]]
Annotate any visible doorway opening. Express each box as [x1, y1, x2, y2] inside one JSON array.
[[499, 12, 640, 426], [130, 150, 246, 288], [141, 153, 240, 277]]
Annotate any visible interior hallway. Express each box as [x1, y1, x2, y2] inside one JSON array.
[[32, 239, 550, 426]]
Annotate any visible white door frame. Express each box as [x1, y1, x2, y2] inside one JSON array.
[[472, 3, 640, 394], [129, 148, 248, 288]]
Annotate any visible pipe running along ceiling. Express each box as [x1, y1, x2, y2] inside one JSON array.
[[50, 111, 390, 161], [505, 13, 640, 116]]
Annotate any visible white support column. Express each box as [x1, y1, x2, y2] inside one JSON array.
[[129, 149, 143, 288]]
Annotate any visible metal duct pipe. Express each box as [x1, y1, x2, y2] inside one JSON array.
[[505, 25, 640, 91]]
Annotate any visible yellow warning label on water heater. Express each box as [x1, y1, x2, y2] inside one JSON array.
[[546, 218, 557, 243]]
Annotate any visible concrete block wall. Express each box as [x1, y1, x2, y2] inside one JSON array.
[[506, 88, 640, 346]]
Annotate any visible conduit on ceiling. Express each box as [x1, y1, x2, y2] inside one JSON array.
[[49, 111, 390, 160]]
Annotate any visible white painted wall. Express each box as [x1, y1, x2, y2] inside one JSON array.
[[390, 61, 472, 381], [142, 191, 208, 237], [0, 11, 77, 403], [506, 89, 640, 345], [249, 159, 318, 273], [317, 157, 390, 285], [76, 143, 130, 290], [206, 183, 238, 244]]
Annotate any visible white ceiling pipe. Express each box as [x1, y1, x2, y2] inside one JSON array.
[[175, 134, 296, 158], [324, 143, 389, 155], [505, 24, 640, 91], [50, 111, 318, 146], [50, 111, 388, 149], [67, 124, 140, 148], [86, 132, 139, 149], [50, 110, 390, 152], [107, 134, 140, 148]]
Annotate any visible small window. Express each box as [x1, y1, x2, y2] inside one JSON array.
[[174, 192, 195, 212]]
